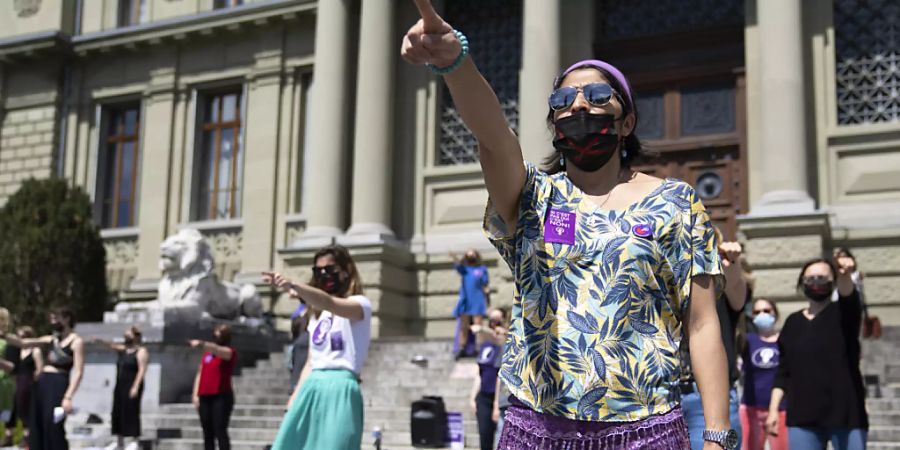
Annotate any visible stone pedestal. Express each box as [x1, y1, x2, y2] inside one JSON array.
[[74, 318, 286, 415]]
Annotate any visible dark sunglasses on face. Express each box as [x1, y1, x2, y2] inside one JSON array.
[[312, 265, 340, 277], [549, 83, 618, 111]]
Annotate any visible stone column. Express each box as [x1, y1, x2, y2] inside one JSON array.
[[346, 0, 395, 238], [518, 0, 560, 165], [236, 37, 284, 282], [130, 69, 177, 294], [299, 0, 353, 239], [751, 0, 815, 215]]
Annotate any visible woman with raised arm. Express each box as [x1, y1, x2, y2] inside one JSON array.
[[94, 325, 149, 450], [190, 324, 236, 450], [5, 307, 85, 450], [4, 326, 43, 446], [401, 1, 735, 448], [450, 249, 490, 359], [766, 257, 868, 450], [264, 245, 372, 450]]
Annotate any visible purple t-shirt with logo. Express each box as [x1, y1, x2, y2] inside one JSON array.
[[742, 332, 784, 409], [476, 341, 502, 394]]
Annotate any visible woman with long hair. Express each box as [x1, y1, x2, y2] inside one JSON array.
[[766, 257, 868, 450], [450, 249, 490, 359], [401, 2, 735, 448], [190, 324, 236, 450], [94, 325, 149, 450], [5, 307, 85, 450], [740, 298, 787, 450], [264, 245, 372, 450]]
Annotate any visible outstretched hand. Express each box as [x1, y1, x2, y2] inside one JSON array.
[[401, 0, 461, 67], [263, 271, 301, 298]]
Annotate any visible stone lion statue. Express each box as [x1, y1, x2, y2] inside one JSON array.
[[114, 228, 262, 323]]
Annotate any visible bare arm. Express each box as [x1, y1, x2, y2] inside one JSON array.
[[687, 275, 730, 432], [91, 338, 126, 353], [719, 242, 748, 312], [287, 357, 312, 410], [264, 272, 365, 321], [190, 341, 233, 361], [0, 358, 12, 373], [5, 334, 53, 348], [469, 376, 480, 414], [766, 388, 786, 435], [63, 337, 85, 406], [132, 347, 149, 392], [192, 363, 201, 409], [403, 0, 525, 228]]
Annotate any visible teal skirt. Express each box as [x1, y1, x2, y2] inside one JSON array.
[[271, 369, 363, 450]]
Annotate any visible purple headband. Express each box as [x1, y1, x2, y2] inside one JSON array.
[[560, 59, 633, 112]]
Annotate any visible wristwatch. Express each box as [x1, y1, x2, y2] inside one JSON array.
[[702, 429, 738, 450]]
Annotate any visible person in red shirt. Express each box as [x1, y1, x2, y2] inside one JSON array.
[[190, 324, 236, 450]]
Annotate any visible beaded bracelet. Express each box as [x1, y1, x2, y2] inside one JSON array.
[[427, 30, 469, 75]]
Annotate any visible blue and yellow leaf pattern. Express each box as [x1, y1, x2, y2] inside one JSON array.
[[484, 163, 722, 422]]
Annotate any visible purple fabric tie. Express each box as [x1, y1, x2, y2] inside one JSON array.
[[561, 59, 634, 112]]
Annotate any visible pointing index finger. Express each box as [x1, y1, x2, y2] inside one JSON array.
[[413, 0, 444, 33]]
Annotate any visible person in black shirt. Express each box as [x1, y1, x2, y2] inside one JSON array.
[[766, 256, 867, 450]]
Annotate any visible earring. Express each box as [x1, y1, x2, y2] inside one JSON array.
[[621, 147, 627, 159], [560, 157, 566, 169]]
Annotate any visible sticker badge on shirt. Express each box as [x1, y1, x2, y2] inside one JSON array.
[[631, 223, 653, 239], [330, 331, 345, 352], [203, 354, 214, 364], [312, 317, 333, 346], [544, 209, 576, 245]]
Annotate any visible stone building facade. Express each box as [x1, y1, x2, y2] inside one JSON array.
[[0, 0, 898, 335]]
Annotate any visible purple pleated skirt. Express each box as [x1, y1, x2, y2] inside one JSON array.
[[497, 403, 690, 450]]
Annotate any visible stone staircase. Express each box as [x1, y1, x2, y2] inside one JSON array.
[[864, 327, 900, 449], [67, 338, 480, 449]]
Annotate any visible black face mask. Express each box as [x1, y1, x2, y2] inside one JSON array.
[[124, 337, 134, 346], [553, 111, 621, 172], [51, 322, 65, 333], [316, 271, 346, 295], [803, 279, 833, 302]]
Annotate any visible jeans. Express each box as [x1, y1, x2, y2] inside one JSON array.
[[494, 407, 506, 448], [682, 385, 742, 450], [788, 426, 867, 450]]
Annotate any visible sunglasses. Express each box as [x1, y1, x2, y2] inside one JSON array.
[[311, 265, 340, 277], [549, 83, 618, 111]]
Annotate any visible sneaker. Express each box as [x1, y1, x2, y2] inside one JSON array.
[[104, 442, 121, 450], [124, 441, 140, 450]]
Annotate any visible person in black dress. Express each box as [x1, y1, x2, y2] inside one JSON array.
[[94, 326, 149, 450], [766, 256, 868, 450], [4, 326, 44, 446], [5, 307, 86, 450]]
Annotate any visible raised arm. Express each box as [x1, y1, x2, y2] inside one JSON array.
[[264, 272, 366, 321], [189, 340, 233, 361], [5, 334, 53, 349], [719, 241, 748, 312], [90, 337, 126, 353], [33, 348, 44, 378], [402, 0, 525, 228]]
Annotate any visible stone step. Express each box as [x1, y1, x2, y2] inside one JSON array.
[[870, 443, 900, 450], [870, 426, 900, 442], [156, 439, 268, 450], [867, 399, 900, 411], [147, 414, 284, 430], [159, 404, 286, 418], [175, 426, 279, 441], [870, 410, 900, 427]]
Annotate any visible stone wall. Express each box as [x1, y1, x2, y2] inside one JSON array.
[[0, 104, 58, 205]]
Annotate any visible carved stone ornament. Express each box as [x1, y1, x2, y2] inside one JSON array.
[[14, 0, 41, 18]]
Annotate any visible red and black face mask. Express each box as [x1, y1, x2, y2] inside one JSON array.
[[553, 111, 621, 172]]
